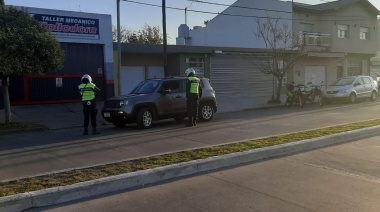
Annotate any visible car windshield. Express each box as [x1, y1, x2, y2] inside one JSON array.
[[332, 78, 355, 86], [130, 80, 159, 94]]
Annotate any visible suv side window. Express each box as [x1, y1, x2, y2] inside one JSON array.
[[161, 80, 181, 93]]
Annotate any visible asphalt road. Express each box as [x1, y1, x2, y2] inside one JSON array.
[[2, 100, 380, 211], [25, 133, 380, 212], [1, 101, 380, 181]]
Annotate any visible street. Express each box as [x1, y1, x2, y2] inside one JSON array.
[[1, 101, 380, 181], [2, 100, 380, 211], [26, 128, 380, 212]]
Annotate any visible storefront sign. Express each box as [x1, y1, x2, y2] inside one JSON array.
[[31, 14, 100, 40]]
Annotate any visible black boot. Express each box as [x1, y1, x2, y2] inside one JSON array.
[[83, 128, 88, 135], [92, 127, 100, 135]]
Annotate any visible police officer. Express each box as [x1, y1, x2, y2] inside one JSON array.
[[185, 68, 202, 127], [78, 74, 101, 135]]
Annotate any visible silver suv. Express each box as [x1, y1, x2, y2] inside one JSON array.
[[323, 75, 378, 103], [102, 77, 217, 128]]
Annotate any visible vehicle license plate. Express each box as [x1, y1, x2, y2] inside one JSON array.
[[103, 112, 110, 117]]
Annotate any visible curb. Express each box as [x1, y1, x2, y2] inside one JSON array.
[[2, 126, 380, 212]]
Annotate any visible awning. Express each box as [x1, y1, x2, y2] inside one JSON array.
[[307, 52, 345, 58]]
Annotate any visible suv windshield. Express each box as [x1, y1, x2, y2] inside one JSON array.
[[332, 77, 355, 86], [130, 80, 159, 94]]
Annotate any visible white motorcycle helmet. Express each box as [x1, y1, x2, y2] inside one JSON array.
[[81, 74, 92, 83], [185, 68, 195, 77]]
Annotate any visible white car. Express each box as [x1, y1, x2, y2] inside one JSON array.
[[323, 75, 378, 103]]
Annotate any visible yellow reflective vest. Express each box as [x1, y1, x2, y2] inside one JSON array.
[[78, 83, 96, 101], [188, 76, 200, 94]]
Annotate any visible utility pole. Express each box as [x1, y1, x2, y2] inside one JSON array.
[[162, 0, 168, 76], [117, 0, 122, 95]]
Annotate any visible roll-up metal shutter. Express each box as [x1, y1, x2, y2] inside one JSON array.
[[210, 54, 274, 111]]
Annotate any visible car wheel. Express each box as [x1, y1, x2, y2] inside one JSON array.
[[137, 108, 153, 129], [349, 93, 356, 104], [199, 103, 214, 121], [112, 122, 126, 128], [370, 91, 377, 101]]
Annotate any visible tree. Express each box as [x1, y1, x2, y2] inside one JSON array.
[[255, 16, 305, 103], [112, 25, 135, 43], [112, 24, 164, 44], [0, 5, 64, 123]]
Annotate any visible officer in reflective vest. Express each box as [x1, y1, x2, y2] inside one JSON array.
[[185, 68, 202, 127], [78, 74, 101, 135]]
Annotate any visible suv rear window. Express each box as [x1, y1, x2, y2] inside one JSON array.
[[131, 80, 159, 94]]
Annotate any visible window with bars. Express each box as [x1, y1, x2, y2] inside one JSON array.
[[347, 61, 362, 76], [188, 58, 205, 77]]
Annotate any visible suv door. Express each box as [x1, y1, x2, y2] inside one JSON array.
[[177, 79, 188, 112], [156, 79, 185, 114]]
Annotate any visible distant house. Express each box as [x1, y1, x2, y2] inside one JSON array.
[[293, 0, 380, 86], [177, 0, 380, 87]]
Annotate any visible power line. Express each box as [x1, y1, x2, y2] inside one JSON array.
[[121, 0, 375, 22], [187, 0, 376, 20], [186, 0, 293, 14]]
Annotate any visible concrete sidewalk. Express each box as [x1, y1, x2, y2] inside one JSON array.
[[0, 95, 285, 130], [0, 102, 109, 130]]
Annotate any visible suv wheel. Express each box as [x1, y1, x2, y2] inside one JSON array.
[[137, 108, 153, 129], [199, 103, 214, 121]]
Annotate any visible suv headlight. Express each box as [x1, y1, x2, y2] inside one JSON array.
[[339, 90, 348, 94], [120, 100, 128, 107]]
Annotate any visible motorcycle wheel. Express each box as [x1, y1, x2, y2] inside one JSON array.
[[298, 96, 304, 108], [285, 97, 292, 107], [316, 95, 324, 106]]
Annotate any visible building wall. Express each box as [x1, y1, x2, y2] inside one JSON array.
[[293, 2, 378, 86], [324, 3, 377, 54], [181, 0, 292, 48], [293, 2, 378, 55], [8, 6, 114, 104], [13, 7, 114, 101]]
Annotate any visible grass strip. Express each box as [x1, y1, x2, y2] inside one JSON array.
[[1, 119, 380, 197], [0, 122, 49, 132]]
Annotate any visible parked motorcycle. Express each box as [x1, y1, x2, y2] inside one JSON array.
[[285, 82, 305, 108], [303, 81, 324, 106]]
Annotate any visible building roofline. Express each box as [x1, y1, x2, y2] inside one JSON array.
[[293, 0, 380, 15], [113, 43, 276, 54]]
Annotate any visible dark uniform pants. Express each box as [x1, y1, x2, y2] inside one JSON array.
[[187, 94, 199, 125], [83, 100, 97, 128]]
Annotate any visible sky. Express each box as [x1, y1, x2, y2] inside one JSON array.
[[5, 0, 380, 44]]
